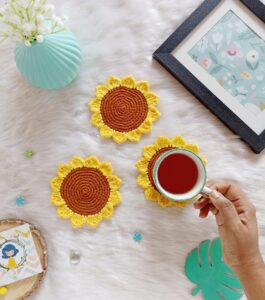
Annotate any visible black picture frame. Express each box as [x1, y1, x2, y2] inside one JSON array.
[[153, 0, 265, 154]]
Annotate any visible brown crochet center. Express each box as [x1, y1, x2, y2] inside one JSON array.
[[60, 167, 110, 215], [148, 147, 174, 189], [100, 87, 148, 132]]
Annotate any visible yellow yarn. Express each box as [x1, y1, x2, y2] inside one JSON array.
[[88, 75, 160, 144], [135, 135, 207, 208], [50, 156, 122, 229]]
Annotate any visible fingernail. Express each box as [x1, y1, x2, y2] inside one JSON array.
[[197, 196, 204, 203]]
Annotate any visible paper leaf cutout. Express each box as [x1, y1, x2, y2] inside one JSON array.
[[185, 238, 243, 300]]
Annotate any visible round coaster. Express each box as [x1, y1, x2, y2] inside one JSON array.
[[50, 156, 121, 228], [135, 136, 206, 208], [0, 219, 47, 300], [89, 76, 160, 144]]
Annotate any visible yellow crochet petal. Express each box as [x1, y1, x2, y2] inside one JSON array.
[[107, 76, 121, 89], [108, 175, 121, 190], [155, 136, 172, 150], [143, 144, 156, 159], [57, 163, 73, 178], [96, 85, 109, 99], [113, 131, 127, 144], [201, 156, 207, 165], [137, 174, 151, 189], [99, 162, 113, 175], [70, 156, 85, 168], [135, 157, 149, 174], [89, 98, 101, 112], [87, 214, 102, 228], [57, 205, 73, 219], [158, 197, 171, 207], [51, 192, 65, 206], [127, 130, 141, 142], [136, 81, 150, 94], [50, 176, 63, 191], [121, 76, 137, 88], [91, 112, 103, 127], [109, 191, 121, 205], [70, 214, 87, 229], [84, 156, 99, 168], [172, 200, 189, 208], [101, 205, 114, 218], [144, 187, 161, 202], [145, 92, 159, 106], [138, 119, 152, 134], [100, 125, 114, 138], [184, 143, 199, 154], [148, 106, 160, 121], [171, 135, 186, 148]]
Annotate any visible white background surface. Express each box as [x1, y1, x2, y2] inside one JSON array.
[[0, 0, 265, 299]]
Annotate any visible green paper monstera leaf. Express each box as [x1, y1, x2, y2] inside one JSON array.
[[185, 238, 243, 300]]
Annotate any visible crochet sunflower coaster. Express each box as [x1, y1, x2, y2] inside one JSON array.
[[89, 76, 160, 144], [135, 136, 206, 208], [50, 156, 121, 229]]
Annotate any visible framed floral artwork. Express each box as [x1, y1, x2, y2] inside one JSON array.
[[154, 0, 265, 153]]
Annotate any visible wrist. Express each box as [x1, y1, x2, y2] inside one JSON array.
[[233, 255, 265, 281]]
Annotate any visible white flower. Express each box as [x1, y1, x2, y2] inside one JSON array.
[[51, 15, 60, 22], [0, 7, 6, 16], [44, 4, 55, 17], [246, 50, 259, 64], [36, 15, 45, 23], [36, 34, 44, 43], [212, 33, 223, 44], [0, 0, 66, 44], [9, 15, 21, 25], [23, 22, 36, 34], [24, 40, 31, 47], [38, 24, 51, 34], [236, 86, 248, 94]]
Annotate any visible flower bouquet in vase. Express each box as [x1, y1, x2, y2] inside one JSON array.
[[0, 0, 82, 90]]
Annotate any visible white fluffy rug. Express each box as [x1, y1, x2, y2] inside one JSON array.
[[0, 0, 265, 299]]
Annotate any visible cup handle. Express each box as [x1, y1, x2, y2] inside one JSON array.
[[202, 186, 213, 196]]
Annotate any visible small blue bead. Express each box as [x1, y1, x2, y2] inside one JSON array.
[[133, 232, 142, 242], [16, 196, 25, 206]]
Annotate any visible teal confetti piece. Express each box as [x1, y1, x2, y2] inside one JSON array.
[[133, 232, 142, 242], [16, 196, 25, 206]]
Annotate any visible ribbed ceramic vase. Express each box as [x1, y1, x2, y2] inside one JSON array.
[[14, 31, 82, 90]]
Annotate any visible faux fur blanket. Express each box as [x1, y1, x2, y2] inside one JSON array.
[[0, 0, 264, 299]]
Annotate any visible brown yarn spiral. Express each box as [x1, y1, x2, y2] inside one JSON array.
[[148, 147, 174, 189], [100, 87, 148, 132], [60, 167, 110, 215]]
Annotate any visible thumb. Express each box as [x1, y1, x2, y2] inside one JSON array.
[[209, 190, 239, 226]]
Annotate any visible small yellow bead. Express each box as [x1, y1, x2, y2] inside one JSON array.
[[0, 286, 8, 295]]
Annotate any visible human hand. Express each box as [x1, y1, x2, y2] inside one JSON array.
[[194, 182, 264, 273]]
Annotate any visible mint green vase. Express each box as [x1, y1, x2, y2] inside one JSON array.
[[14, 31, 82, 90]]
